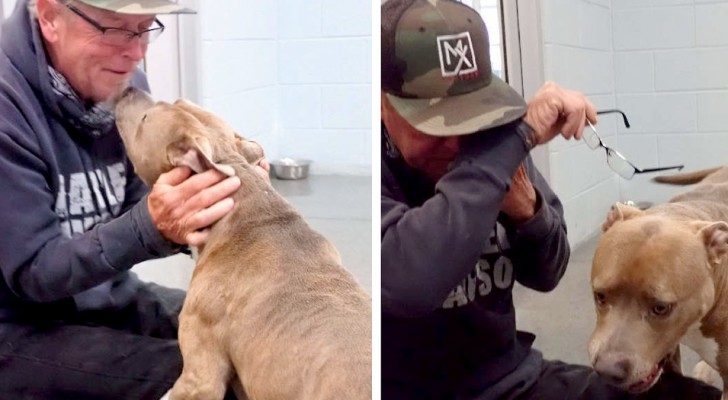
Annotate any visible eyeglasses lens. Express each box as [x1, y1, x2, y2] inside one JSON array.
[[101, 29, 163, 46], [606, 149, 636, 179]]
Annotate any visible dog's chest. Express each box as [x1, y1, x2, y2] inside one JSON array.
[[682, 321, 720, 370]]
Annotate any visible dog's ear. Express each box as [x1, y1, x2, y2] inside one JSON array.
[[167, 135, 236, 177], [235, 136, 265, 165], [695, 221, 728, 265], [602, 202, 644, 232]]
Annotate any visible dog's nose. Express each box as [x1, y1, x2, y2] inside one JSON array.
[[594, 355, 632, 385], [108, 86, 139, 108], [121, 86, 138, 99]]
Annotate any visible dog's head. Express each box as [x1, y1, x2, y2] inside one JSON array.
[[114, 87, 264, 185], [588, 203, 727, 393]]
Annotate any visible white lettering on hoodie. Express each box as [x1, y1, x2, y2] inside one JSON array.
[[55, 162, 126, 237], [442, 222, 514, 309]]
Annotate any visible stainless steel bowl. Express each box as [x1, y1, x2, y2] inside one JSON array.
[[270, 159, 312, 180]]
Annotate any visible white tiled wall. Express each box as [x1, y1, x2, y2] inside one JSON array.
[[613, 1, 728, 207], [540, 0, 728, 247], [539, 0, 619, 247], [196, 1, 372, 175]]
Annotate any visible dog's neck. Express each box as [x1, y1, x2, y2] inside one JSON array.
[[197, 160, 300, 258], [707, 261, 728, 318]]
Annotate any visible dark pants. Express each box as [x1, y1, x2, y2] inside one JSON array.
[[383, 356, 722, 400], [0, 283, 185, 400], [522, 360, 721, 400]]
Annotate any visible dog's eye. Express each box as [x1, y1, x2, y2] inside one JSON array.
[[594, 291, 606, 306], [651, 302, 673, 317]]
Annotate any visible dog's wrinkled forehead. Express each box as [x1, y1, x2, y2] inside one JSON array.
[[594, 219, 712, 296]]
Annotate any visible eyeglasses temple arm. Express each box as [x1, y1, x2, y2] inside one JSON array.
[[596, 109, 631, 128], [633, 165, 684, 174]]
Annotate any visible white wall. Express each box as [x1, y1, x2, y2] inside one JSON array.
[[196, 0, 372, 175], [537, 0, 728, 247], [538, 0, 620, 247], [612, 0, 728, 207]]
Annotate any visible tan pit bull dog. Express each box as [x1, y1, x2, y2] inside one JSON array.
[[114, 87, 372, 400], [589, 166, 728, 398]]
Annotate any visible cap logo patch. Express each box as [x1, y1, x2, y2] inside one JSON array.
[[437, 32, 478, 78]]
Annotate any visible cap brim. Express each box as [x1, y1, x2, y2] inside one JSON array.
[[386, 75, 527, 137], [85, 0, 196, 14]]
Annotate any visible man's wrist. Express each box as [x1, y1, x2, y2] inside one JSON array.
[[518, 119, 538, 151]]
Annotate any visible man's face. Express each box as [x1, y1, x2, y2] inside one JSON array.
[[38, 0, 155, 103], [381, 93, 461, 181]]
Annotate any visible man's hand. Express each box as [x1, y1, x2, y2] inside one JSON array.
[[257, 159, 271, 183], [147, 167, 241, 246], [523, 81, 597, 146], [501, 164, 537, 223]]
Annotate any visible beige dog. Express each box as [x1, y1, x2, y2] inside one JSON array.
[[114, 87, 372, 400], [589, 166, 728, 398]]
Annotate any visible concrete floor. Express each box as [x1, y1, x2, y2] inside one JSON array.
[[133, 174, 372, 294], [514, 234, 702, 374]]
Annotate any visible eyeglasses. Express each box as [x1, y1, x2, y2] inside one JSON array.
[[584, 109, 683, 179], [64, 3, 165, 47]]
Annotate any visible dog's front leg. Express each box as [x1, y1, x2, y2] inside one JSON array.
[[170, 312, 233, 400]]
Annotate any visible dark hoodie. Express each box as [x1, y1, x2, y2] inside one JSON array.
[[381, 120, 571, 399], [0, 0, 181, 318]]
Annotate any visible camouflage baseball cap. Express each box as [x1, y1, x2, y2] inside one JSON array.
[[382, 0, 526, 136], [74, 0, 195, 14]]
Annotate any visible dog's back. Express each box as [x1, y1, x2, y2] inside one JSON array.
[[651, 166, 728, 221]]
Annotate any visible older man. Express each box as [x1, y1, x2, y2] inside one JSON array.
[[0, 0, 258, 398]]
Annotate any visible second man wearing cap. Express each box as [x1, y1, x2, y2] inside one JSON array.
[[380, 0, 722, 399]]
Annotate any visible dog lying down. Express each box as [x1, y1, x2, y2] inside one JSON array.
[[589, 166, 728, 398], [114, 87, 372, 400]]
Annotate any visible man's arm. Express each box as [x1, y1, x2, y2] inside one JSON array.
[[0, 126, 178, 303], [381, 122, 530, 317]]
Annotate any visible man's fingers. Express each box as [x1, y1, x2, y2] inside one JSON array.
[[511, 164, 533, 190], [188, 197, 235, 232], [585, 101, 598, 125], [147, 166, 242, 245], [176, 169, 235, 194], [186, 229, 210, 247], [258, 159, 271, 174], [560, 90, 593, 140], [513, 164, 526, 180], [559, 109, 580, 140], [184, 176, 240, 212], [156, 166, 192, 186]]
